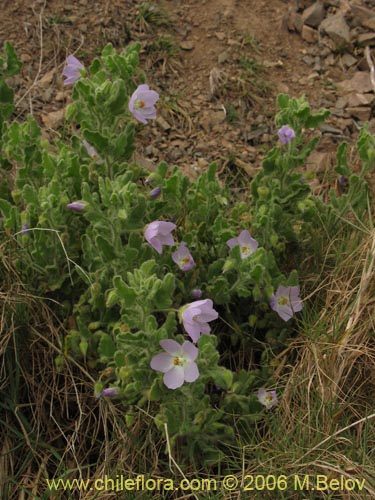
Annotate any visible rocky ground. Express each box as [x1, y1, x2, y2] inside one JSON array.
[[2, 0, 375, 184]]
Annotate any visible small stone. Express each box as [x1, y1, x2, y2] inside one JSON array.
[[218, 51, 229, 64], [306, 150, 333, 171], [341, 53, 357, 68], [325, 53, 335, 66], [41, 108, 65, 129], [320, 124, 344, 135], [357, 32, 375, 46], [170, 147, 183, 161], [55, 91, 66, 102], [180, 41, 194, 50], [286, 11, 303, 32], [263, 60, 283, 68], [20, 54, 32, 62], [156, 116, 171, 131], [39, 68, 56, 88], [234, 157, 259, 177], [277, 82, 290, 94], [362, 18, 375, 31], [302, 55, 314, 65], [346, 93, 374, 107], [335, 96, 348, 109], [307, 72, 320, 80], [197, 158, 208, 169], [337, 72, 373, 94], [302, 25, 319, 43], [302, 1, 325, 28], [215, 31, 226, 41], [320, 13, 351, 48], [145, 145, 158, 157], [227, 38, 240, 46], [350, 4, 375, 29], [346, 106, 372, 121]]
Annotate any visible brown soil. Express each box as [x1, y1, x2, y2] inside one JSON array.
[[1, 0, 374, 180]]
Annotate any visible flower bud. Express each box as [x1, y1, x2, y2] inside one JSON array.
[[191, 289, 203, 299], [150, 186, 162, 199], [67, 201, 85, 212]]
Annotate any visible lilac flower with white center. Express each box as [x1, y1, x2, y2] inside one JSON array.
[[151, 339, 199, 390], [181, 299, 219, 343], [258, 388, 278, 409], [128, 84, 159, 124], [277, 125, 296, 145], [191, 289, 203, 299], [270, 285, 303, 322], [150, 186, 162, 199], [82, 139, 103, 164], [144, 221, 176, 254], [67, 201, 85, 213], [172, 242, 195, 271], [62, 55, 84, 86], [226, 230, 259, 260]]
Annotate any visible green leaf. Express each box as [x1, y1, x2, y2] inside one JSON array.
[[4, 42, 22, 77], [149, 379, 163, 401], [95, 235, 116, 260], [114, 351, 126, 367], [107, 79, 127, 114], [277, 93, 290, 110], [212, 367, 233, 390], [140, 259, 156, 276], [0, 198, 12, 217], [83, 129, 109, 152], [113, 275, 136, 305], [304, 109, 330, 128], [22, 184, 39, 206], [98, 334, 116, 358]]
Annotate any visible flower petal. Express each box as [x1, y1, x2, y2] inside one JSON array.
[[183, 362, 199, 383], [160, 339, 182, 356], [164, 366, 185, 389], [151, 352, 174, 373], [181, 341, 198, 361]]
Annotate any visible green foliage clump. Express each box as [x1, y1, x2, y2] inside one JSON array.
[[0, 41, 374, 467]]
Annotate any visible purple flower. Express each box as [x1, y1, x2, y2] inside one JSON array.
[[227, 230, 259, 260], [277, 125, 296, 145], [258, 388, 278, 409], [151, 339, 199, 390], [82, 139, 103, 164], [191, 289, 203, 299], [150, 186, 162, 199], [172, 242, 195, 271], [181, 299, 219, 343], [67, 201, 85, 213], [96, 387, 119, 399], [128, 84, 159, 124], [270, 285, 303, 322], [144, 221, 176, 254], [21, 224, 29, 234], [62, 55, 84, 86]]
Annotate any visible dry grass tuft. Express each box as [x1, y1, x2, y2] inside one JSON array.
[[240, 226, 375, 499]]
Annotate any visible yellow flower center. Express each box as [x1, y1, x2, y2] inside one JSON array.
[[137, 100, 145, 108], [173, 357, 182, 366], [241, 245, 250, 255], [277, 296, 289, 306]]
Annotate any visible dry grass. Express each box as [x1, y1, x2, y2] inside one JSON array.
[[239, 226, 375, 499]]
